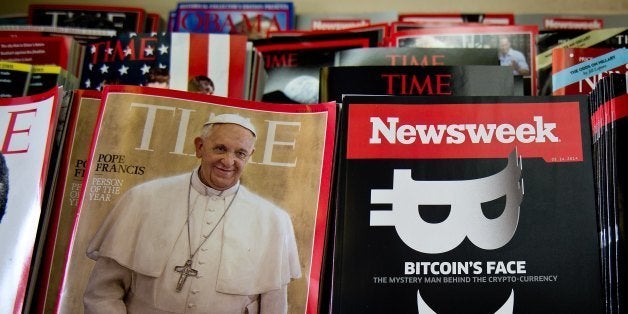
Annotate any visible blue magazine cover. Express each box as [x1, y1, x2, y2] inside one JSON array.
[[174, 2, 294, 39]]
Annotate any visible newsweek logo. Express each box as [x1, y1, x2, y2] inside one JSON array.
[[311, 19, 370, 31], [543, 18, 603, 30], [369, 116, 558, 145], [346, 102, 584, 162]]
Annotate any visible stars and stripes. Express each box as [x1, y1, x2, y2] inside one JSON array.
[[81, 32, 171, 90], [168, 32, 247, 97]]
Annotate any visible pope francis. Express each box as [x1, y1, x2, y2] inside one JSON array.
[[84, 113, 302, 313]]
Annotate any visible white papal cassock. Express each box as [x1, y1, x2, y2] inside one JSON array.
[[84, 170, 301, 313]]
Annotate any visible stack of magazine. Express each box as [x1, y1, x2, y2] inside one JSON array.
[[589, 73, 627, 314], [1, 2, 627, 313]]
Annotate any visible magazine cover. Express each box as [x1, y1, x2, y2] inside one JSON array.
[[398, 13, 515, 26], [168, 10, 178, 32], [0, 61, 32, 98], [295, 11, 397, 31], [0, 36, 79, 76], [0, 14, 28, 26], [255, 38, 371, 104], [390, 26, 538, 96], [330, 95, 603, 313], [79, 32, 171, 91], [515, 14, 628, 31], [168, 32, 249, 98], [267, 23, 389, 46], [174, 2, 295, 39], [254, 29, 382, 104], [0, 87, 59, 313], [536, 28, 628, 95], [334, 47, 498, 66], [319, 65, 516, 103], [0, 25, 116, 46], [552, 47, 628, 95], [28, 4, 146, 33], [536, 29, 589, 96], [56, 85, 337, 314], [27, 65, 74, 96], [33, 90, 101, 314], [536, 28, 627, 74]]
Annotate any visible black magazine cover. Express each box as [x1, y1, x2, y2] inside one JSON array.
[[0, 61, 31, 98], [331, 95, 604, 313], [27, 65, 67, 96], [27, 4, 145, 33], [255, 39, 371, 104], [253, 29, 381, 104], [320, 65, 516, 103]]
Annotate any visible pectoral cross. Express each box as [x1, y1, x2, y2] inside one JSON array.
[[174, 259, 198, 292]]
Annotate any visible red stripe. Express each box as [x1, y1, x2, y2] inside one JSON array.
[[228, 35, 247, 98], [188, 34, 208, 79], [591, 93, 628, 134]]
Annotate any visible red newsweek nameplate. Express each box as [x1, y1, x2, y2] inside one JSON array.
[[398, 13, 515, 26], [346, 102, 583, 162], [310, 18, 370, 31], [543, 17, 603, 30]]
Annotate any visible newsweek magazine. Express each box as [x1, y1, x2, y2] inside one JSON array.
[[319, 65, 516, 103], [330, 95, 603, 313], [295, 11, 397, 31], [589, 74, 627, 313], [174, 2, 295, 39], [398, 13, 515, 26], [56, 85, 337, 313], [27, 4, 146, 33], [390, 14, 515, 35], [0, 88, 59, 313], [552, 47, 628, 95], [515, 14, 628, 31], [33, 90, 101, 314], [390, 26, 538, 96]]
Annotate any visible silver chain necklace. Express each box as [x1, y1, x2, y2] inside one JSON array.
[[174, 171, 238, 292]]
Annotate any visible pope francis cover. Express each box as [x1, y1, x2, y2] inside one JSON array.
[[57, 85, 336, 314]]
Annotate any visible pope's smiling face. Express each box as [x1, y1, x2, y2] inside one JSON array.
[[194, 123, 256, 190]]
